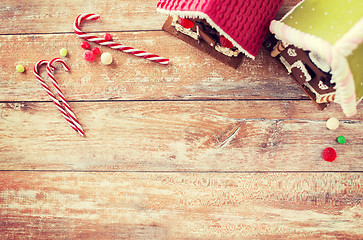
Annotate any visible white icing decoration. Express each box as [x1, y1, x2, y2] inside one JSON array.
[[291, 61, 311, 82], [304, 82, 338, 103], [270, 20, 358, 116], [171, 16, 199, 40], [278, 57, 311, 82], [171, 15, 240, 57], [215, 45, 240, 57], [157, 8, 256, 59], [318, 80, 329, 90], [279, 56, 292, 74], [287, 48, 297, 57]]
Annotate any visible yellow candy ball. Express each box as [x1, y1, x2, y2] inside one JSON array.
[[60, 48, 68, 57], [16, 65, 25, 73]]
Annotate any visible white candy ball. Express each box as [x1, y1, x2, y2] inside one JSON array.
[[101, 52, 113, 65], [326, 117, 339, 130]]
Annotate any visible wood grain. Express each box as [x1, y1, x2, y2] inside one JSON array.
[[1, 101, 361, 171], [0, 172, 362, 239], [0, 0, 166, 34], [0, 0, 301, 34], [0, 33, 307, 102], [1, 0, 362, 238]]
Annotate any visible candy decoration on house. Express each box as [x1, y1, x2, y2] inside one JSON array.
[[74, 13, 169, 65], [157, 0, 284, 68], [265, 0, 363, 117]]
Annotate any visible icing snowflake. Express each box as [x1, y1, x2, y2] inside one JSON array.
[[318, 80, 329, 90], [287, 48, 297, 57]]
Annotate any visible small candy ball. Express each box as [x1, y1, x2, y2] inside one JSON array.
[[83, 50, 95, 62], [92, 47, 100, 55], [326, 117, 339, 130], [337, 136, 346, 144], [179, 18, 194, 29], [220, 36, 234, 48], [60, 48, 68, 57], [104, 33, 112, 41], [101, 52, 113, 65], [322, 147, 337, 162], [16, 64, 25, 73], [81, 41, 90, 49]]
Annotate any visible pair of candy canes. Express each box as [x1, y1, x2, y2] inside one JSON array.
[[33, 14, 168, 137], [33, 58, 85, 137]]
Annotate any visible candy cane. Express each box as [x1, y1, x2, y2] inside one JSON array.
[[33, 60, 85, 137], [74, 13, 169, 65], [271, 41, 288, 57], [316, 94, 336, 104], [46, 58, 85, 136]]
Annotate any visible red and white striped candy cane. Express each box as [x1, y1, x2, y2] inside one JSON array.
[[316, 94, 336, 104], [46, 58, 84, 136], [33, 60, 85, 137], [73, 13, 169, 65]]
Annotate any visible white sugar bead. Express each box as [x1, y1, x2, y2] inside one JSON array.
[[326, 117, 339, 130], [101, 52, 113, 65]]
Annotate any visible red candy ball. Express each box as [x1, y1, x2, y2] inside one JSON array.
[[179, 18, 194, 29], [322, 147, 337, 162], [83, 50, 95, 62], [104, 33, 112, 41], [81, 41, 90, 49], [219, 36, 234, 48], [92, 47, 100, 55]]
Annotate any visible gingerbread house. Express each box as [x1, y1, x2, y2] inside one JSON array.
[[266, 0, 362, 116], [157, 0, 284, 68]]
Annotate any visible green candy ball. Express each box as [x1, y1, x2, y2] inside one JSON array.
[[60, 48, 68, 57], [337, 136, 346, 144], [16, 65, 25, 73]]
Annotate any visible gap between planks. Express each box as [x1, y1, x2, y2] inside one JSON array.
[[0, 30, 165, 37], [0, 170, 363, 173]]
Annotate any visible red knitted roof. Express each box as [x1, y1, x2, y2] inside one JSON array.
[[157, 0, 284, 58]]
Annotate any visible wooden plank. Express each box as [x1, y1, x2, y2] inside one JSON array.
[[1, 33, 308, 102], [0, 0, 301, 34], [0, 172, 362, 239], [0, 101, 361, 171], [0, 0, 166, 34]]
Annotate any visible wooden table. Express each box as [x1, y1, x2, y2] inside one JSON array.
[[1, 0, 362, 239]]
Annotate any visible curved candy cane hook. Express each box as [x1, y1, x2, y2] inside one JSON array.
[[73, 13, 169, 65], [33, 60, 84, 137], [47, 58, 85, 136]]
